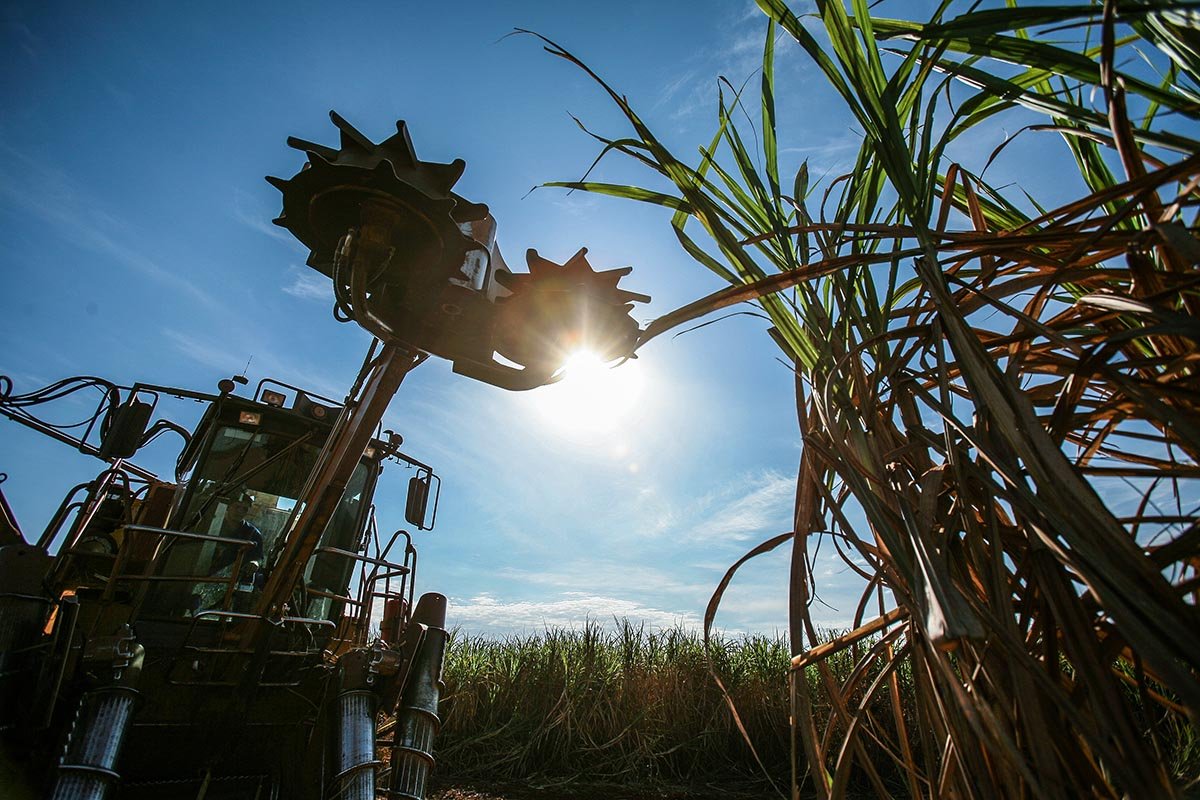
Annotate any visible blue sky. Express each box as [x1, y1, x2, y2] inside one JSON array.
[[0, 1, 1118, 635]]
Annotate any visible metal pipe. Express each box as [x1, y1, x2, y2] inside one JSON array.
[[50, 644, 144, 800], [36, 485, 90, 551]]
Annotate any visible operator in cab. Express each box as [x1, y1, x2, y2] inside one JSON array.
[[213, 491, 265, 579], [192, 490, 266, 613]]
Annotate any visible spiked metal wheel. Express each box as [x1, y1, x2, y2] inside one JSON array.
[[267, 112, 490, 340], [492, 247, 650, 376]]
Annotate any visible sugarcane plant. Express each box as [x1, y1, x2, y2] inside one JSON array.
[[534, 0, 1200, 797]]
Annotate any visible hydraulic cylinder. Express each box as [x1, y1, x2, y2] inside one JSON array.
[[50, 643, 143, 800], [334, 687, 380, 800], [388, 593, 447, 800]]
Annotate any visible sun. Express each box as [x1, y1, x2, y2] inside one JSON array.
[[530, 349, 646, 437]]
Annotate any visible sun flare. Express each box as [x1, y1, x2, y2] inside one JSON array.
[[530, 349, 646, 436]]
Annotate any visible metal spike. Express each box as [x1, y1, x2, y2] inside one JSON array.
[[450, 197, 489, 223], [427, 159, 466, 192], [271, 216, 288, 227], [587, 270, 627, 289], [379, 120, 417, 166], [329, 110, 374, 152], [371, 161, 397, 180], [620, 289, 652, 304], [286, 136, 338, 161], [563, 248, 591, 273], [526, 249, 556, 277], [265, 175, 289, 191], [306, 151, 333, 170]]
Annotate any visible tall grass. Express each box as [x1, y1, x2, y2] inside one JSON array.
[[528, 1, 1200, 797], [435, 623, 792, 786], [429, 624, 1196, 792]]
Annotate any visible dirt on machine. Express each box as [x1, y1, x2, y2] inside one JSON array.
[[0, 113, 647, 799]]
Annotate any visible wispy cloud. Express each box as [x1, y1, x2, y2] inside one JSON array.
[[735, 0, 766, 24], [4, 8, 41, 63], [281, 267, 333, 302], [548, 191, 600, 218], [670, 469, 794, 543], [780, 133, 863, 177], [162, 329, 253, 376], [0, 141, 215, 306], [641, 5, 768, 124], [0, 368, 52, 393], [780, 135, 862, 158], [712, 592, 790, 633], [653, 68, 700, 112], [653, 2, 820, 125], [231, 188, 306, 250], [102, 82, 135, 111], [162, 328, 347, 400]]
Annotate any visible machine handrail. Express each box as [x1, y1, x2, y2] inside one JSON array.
[[123, 524, 259, 548], [310, 545, 410, 573], [109, 524, 259, 615], [164, 610, 337, 687]]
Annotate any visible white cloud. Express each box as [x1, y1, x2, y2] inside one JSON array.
[[281, 268, 332, 302], [5, 10, 41, 63], [494, 560, 710, 601], [678, 469, 794, 543], [653, 68, 700, 111], [448, 591, 701, 634]]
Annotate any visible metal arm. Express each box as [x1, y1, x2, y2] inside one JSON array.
[[250, 342, 422, 628]]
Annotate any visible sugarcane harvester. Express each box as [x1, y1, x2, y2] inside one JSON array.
[[0, 112, 649, 799]]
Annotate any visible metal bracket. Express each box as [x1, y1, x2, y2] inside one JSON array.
[[83, 624, 137, 681]]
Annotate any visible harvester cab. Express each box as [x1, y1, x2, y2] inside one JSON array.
[[0, 111, 647, 799], [0, 371, 439, 798], [126, 379, 436, 631]]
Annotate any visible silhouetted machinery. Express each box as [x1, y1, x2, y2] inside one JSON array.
[[0, 113, 647, 799]]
